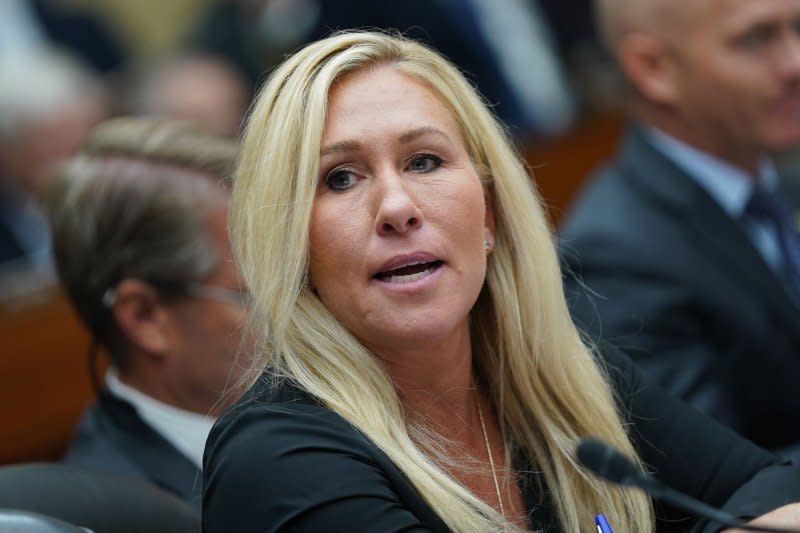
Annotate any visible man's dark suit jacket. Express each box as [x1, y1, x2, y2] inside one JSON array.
[[61, 390, 203, 515], [0, 189, 33, 266], [559, 126, 800, 460], [0, 219, 24, 265]]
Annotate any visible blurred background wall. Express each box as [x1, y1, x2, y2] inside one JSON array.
[[68, 0, 215, 61]]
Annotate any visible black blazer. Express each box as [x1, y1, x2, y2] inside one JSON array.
[[62, 390, 203, 515], [559, 126, 800, 460], [203, 344, 800, 533]]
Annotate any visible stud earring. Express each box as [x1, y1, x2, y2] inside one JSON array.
[[483, 239, 491, 251]]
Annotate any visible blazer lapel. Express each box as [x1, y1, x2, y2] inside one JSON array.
[[99, 392, 203, 513], [618, 128, 800, 335]]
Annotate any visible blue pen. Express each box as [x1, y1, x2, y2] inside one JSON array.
[[595, 514, 614, 533]]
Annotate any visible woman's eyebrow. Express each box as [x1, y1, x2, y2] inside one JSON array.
[[321, 139, 361, 156], [399, 126, 451, 144], [321, 127, 451, 156]]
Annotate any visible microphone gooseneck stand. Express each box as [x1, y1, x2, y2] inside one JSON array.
[[576, 437, 800, 533]]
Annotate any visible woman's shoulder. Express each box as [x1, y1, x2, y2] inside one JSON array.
[[203, 376, 380, 512], [206, 376, 370, 462], [201, 377, 441, 532]]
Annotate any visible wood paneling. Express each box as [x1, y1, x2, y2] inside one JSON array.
[[0, 285, 95, 464], [525, 111, 625, 226]]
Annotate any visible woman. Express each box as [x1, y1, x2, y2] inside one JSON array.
[[203, 32, 800, 532]]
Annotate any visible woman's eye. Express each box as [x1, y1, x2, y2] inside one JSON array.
[[324, 169, 358, 191], [735, 25, 774, 51], [407, 154, 442, 173]]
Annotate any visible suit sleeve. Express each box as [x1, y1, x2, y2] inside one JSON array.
[[202, 402, 432, 533], [598, 342, 800, 533], [562, 239, 746, 429]]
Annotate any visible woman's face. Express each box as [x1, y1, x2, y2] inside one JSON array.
[[309, 65, 494, 357]]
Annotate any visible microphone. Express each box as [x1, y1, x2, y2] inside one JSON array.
[[576, 437, 800, 533]]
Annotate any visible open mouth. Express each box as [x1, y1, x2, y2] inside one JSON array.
[[374, 260, 443, 284]]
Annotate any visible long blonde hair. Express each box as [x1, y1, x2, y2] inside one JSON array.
[[232, 31, 654, 532]]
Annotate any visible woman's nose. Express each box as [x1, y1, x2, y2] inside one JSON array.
[[374, 172, 424, 235]]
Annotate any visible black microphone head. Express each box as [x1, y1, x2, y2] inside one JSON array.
[[576, 437, 641, 487]]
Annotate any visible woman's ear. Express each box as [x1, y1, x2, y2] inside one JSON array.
[[111, 279, 171, 359], [483, 188, 496, 253]]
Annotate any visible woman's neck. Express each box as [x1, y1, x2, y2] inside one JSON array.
[[377, 324, 476, 439]]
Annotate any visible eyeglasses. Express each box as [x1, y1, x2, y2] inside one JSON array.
[[182, 282, 251, 306], [102, 280, 250, 308]]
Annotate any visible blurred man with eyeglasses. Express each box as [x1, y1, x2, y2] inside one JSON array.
[[46, 117, 250, 515]]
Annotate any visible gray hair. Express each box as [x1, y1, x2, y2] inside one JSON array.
[[47, 117, 238, 366]]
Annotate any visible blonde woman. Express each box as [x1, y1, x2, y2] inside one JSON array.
[[203, 32, 800, 532]]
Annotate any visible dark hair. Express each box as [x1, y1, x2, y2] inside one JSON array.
[[47, 117, 237, 367]]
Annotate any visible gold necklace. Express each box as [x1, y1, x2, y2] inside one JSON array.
[[475, 392, 505, 517]]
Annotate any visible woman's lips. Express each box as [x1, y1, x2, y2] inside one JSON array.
[[374, 260, 444, 283]]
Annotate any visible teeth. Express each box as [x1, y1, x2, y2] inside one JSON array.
[[384, 265, 435, 283], [396, 260, 425, 269]]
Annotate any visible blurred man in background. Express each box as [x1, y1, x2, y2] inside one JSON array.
[[0, 0, 127, 79], [131, 54, 249, 138], [189, 0, 581, 141], [561, 0, 800, 460], [0, 47, 108, 275], [48, 118, 250, 513]]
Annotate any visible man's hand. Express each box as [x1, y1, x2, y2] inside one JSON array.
[[721, 503, 800, 532]]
